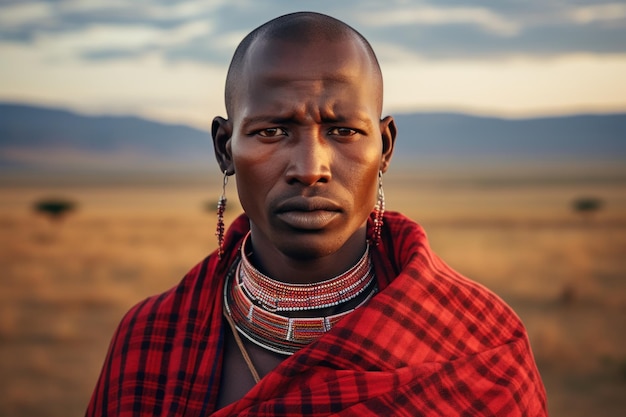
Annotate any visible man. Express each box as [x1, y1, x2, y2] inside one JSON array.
[[87, 12, 547, 416]]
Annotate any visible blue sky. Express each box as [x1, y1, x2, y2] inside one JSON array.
[[1, 0, 625, 128]]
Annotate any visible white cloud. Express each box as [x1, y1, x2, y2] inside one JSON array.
[[569, 3, 626, 24], [0, 1, 52, 28], [45, 25, 164, 51], [143, 0, 230, 20], [358, 6, 520, 36], [27, 20, 213, 59], [57, 0, 231, 20], [210, 30, 248, 52], [0, 42, 226, 129], [372, 42, 423, 63], [382, 53, 626, 117], [161, 20, 214, 45], [57, 0, 130, 13]]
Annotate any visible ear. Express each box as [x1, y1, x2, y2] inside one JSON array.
[[379, 115, 397, 173], [212, 116, 235, 174]]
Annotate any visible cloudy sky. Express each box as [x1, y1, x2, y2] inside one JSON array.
[[1, 0, 625, 129]]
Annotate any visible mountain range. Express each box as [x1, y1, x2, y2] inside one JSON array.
[[1, 102, 624, 184]]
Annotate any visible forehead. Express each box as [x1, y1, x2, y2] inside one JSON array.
[[247, 34, 369, 75], [233, 36, 380, 115]]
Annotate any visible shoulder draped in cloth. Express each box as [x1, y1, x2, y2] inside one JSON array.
[[86, 212, 547, 416]]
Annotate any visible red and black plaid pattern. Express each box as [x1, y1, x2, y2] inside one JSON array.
[[86, 212, 547, 416]]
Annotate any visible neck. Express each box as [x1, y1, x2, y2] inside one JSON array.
[[247, 227, 368, 285]]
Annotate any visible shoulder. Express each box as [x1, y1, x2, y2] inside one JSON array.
[[371, 214, 546, 410], [86, 217, 250, 415], [377, 211, 528, 351], [86, 253, 229, 416], [105, 254, 222, 366]]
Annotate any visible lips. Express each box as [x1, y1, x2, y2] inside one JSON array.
[[274, 197, 342, 230]]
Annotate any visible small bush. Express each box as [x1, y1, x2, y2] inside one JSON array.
[[572, 197, 603, 221], [34, 198, 77, 222]]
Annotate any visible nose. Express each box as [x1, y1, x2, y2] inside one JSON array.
[[285, 129, 331, 186]]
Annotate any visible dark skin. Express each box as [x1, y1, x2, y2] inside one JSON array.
[[212, 32, 397, 409]]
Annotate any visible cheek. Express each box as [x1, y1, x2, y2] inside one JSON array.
[[232, 139, 270, 180], [343, 146, 382, 207], [231, 141, 282, 208], [359, 166, 381, 207]]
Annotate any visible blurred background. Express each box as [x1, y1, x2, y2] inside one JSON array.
[[0, 1, 625, 416]]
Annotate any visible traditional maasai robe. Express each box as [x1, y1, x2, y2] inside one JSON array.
[[86, 212, 547, 416]]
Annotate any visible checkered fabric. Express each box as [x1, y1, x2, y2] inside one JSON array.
[[86, 212, 547, 416]]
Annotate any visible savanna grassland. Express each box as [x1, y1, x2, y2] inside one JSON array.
[[0, 173, 625, 416]]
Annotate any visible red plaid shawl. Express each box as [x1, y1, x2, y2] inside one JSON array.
[[86, 212, 547, 416]]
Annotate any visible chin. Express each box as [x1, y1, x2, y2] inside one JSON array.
[[276, 233, 344, 261]]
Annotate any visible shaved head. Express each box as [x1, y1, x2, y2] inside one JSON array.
[[224, 12, 383, 118]]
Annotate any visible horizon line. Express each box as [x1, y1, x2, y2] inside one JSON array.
[[2, 99, 626, 132]]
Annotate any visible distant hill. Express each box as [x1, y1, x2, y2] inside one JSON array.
[[0, 103, 212, 175], [392, 112, 626, 159], [1, 102, 625, 183]]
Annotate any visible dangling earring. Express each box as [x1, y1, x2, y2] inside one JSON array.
[[372, 170, 385, 246], [216, 170, 229, 259]]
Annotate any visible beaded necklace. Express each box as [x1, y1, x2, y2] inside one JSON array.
[[224, 234, 377, 355], [239, 232, 374, 312]]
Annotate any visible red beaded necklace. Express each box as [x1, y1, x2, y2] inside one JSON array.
[[239, 232, 374, 312], [224, 232, 377, 355]]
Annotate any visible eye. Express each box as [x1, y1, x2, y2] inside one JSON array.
[[328, 127, 357, 137], [257, 127, 287, 137]]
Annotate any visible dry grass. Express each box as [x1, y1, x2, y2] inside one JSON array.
[[0, 179, 624, 416]]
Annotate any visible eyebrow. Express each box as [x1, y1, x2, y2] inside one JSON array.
[[241, 115, 295, 127], [321, 114, 373, 126]]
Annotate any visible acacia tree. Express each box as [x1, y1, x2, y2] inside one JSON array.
[[572, 197, 603, 222], [34, 198, 77, 223]]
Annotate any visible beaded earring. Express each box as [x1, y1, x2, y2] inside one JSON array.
[[216, 170, 228, 259], [372, 170, 385, 245]]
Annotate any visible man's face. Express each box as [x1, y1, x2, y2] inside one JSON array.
[[220, 36, 394, 260]]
